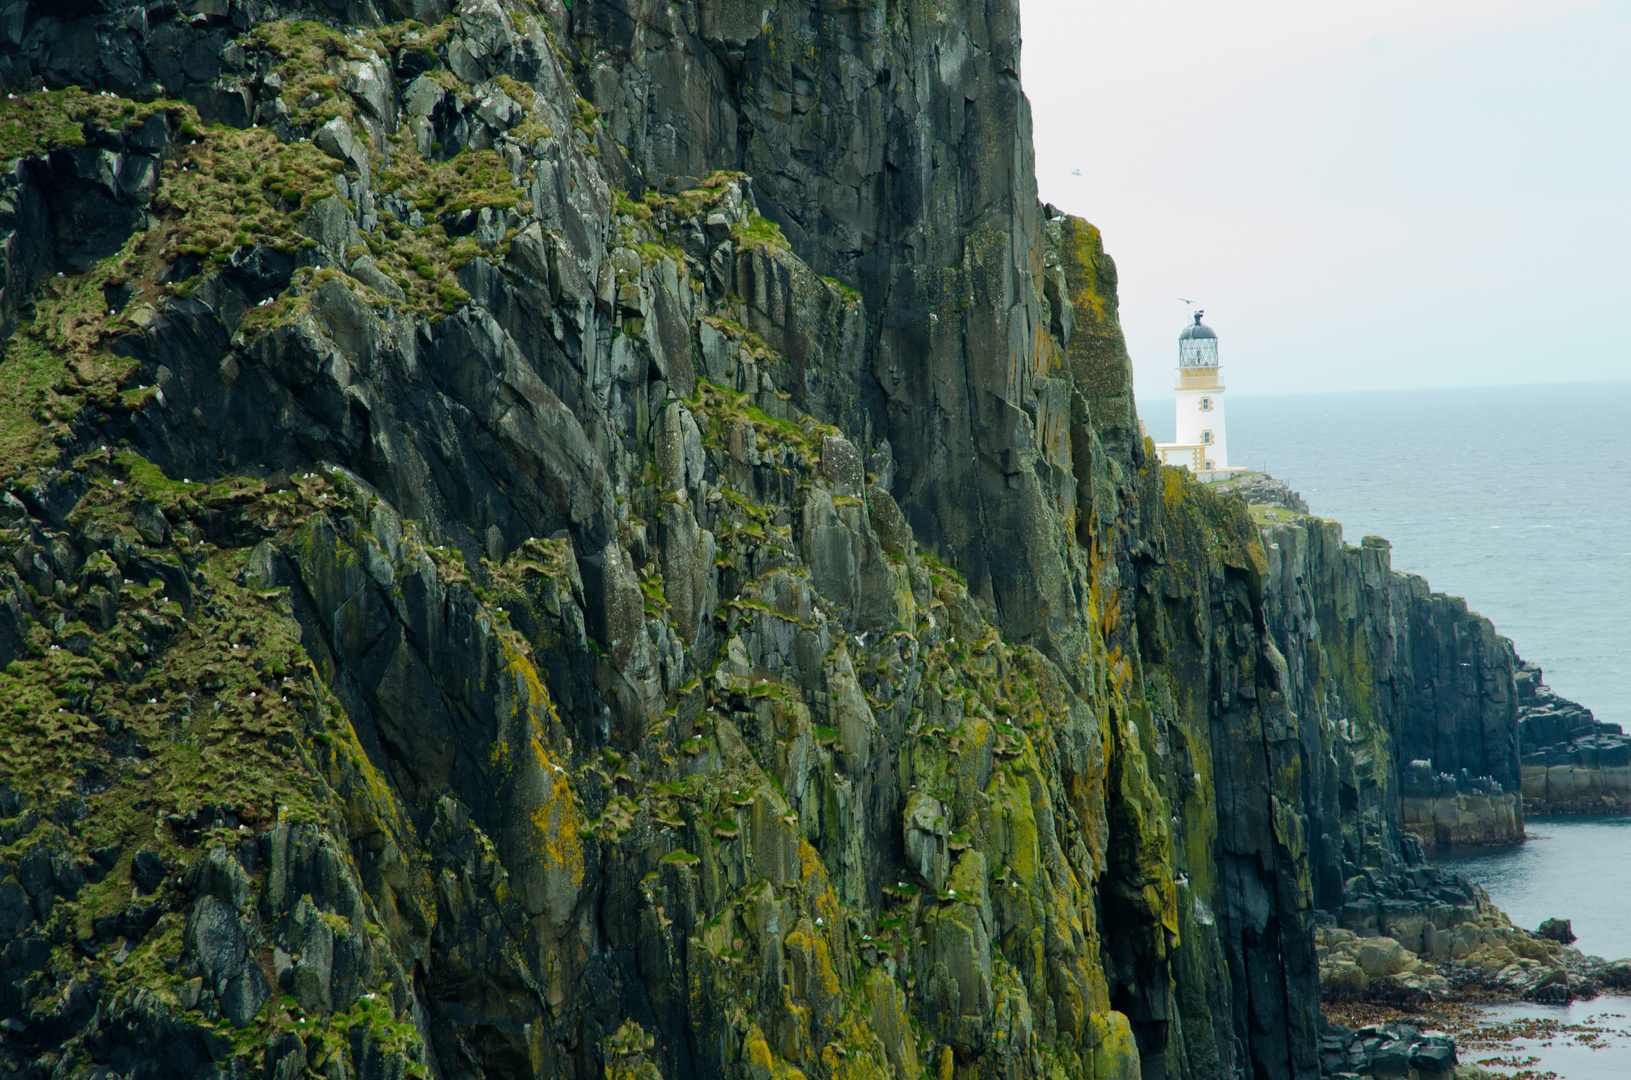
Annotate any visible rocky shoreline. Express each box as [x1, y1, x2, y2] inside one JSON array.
[[1319, 997, 1631, 1080], [1325, 867, 1627, 1002], [1314, 859, 1631, 1077]]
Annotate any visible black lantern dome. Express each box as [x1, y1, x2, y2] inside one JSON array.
[[1178, 310, 1219, 368], [1178, 310, 1217, 341]]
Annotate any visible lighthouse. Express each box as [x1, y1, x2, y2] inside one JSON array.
[[1154, 311, 1244, 480]]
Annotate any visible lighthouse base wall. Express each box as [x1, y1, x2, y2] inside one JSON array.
[[1174, 383, 1228, 470]]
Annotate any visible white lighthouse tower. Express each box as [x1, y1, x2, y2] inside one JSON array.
[[1155, 310, 1244, 480]]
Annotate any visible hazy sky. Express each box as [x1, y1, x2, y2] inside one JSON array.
[[1021, 0, 1631, 399]]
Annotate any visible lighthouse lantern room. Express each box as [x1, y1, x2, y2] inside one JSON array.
[[1154, 310, 1245, 480]]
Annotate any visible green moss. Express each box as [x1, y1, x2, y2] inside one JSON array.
[[732, 211, 787, 252], [690, 380, 842, 473], [0, 472, 346, 913], [820, 274, 860, 300], [0, 89, 176, 162], [570, 96, 601, 153], [919, 550, 967, 590], [153, 124, 343, 268], [0, 94, 355, 439]]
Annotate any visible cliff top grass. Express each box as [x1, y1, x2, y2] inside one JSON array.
[[0, 98, 359, 468], [380, 130, 527, 218], [157, 124, 344, 261], [0, 88, 177, 161], [1249, 505, 1305, 525], [627, 171, 789, 251], [0, 252, 152, 478], [732, 210, 788, 253], [492, 73, 557, 145]]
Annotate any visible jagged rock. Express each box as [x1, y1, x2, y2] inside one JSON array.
[[183, 894, 270, 1026], [132, 500, 170, 545], [130, 849, 167, 895], [1208, 470, 1310, 513], [312, 116, 369, 174], [348, 254, 406, 301], [818, 434, 863, 498], [903, 791, 950, 891], [0, 879, 32, 942]]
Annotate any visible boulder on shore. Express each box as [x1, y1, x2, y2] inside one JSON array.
[[1537, 918, 1576, 944]]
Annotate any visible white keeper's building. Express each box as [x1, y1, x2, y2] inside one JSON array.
[[1154, 311, 1246, 481]]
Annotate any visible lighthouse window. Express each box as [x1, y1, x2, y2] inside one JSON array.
[[1201, 430, 1214, 445], [1204, 460, 1214, 470], [1199, 397, 1213, 412]]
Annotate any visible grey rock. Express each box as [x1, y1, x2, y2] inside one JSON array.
[[507, 221, 553, 285], [349, 254, 406, 301], [403, 75, 447, 118], [346, 58, 392, 122], [0, 879, 33, 942], [903, 793, 948, 891], [184, 894, 269, 1026], [301, 195, 355, 262], [866, 486, 912, 558], [0, 1, 1560, 1076], [1410, 1042, 1456, 1074], [819, 434, 864, 498], [1538, 917, 1575, 944], [132, 500, 169, 545], [289, 898, 334, 1014], [698, 319, 734, 382], [1370, 1039, 1411, 1079], [131, 849, 166, 895], [312, 117, 369, 174]]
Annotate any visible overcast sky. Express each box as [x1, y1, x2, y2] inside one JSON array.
[[1021, 0, 1630, 399]]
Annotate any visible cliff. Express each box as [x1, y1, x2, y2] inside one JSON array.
[[0, 3, 1545, 1080], [1515, 661, 1631, 812]]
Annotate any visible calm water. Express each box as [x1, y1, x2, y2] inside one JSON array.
[[1437, 817, 1631, 961], [1144, 381, 1631, 729]]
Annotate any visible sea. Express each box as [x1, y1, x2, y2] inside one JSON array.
[[1143, 381, 1631, 1078]]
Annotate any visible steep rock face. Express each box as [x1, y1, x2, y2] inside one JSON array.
[[0, 3, 1537, 1080], [572, 0, 1092, 684], [1256, 519, 1523, 863]]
